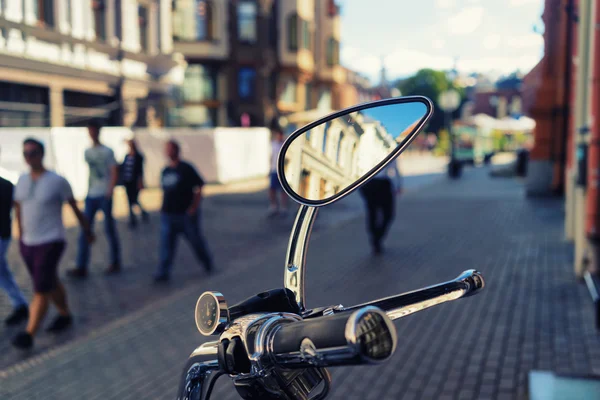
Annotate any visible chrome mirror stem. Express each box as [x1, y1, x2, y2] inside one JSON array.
[[285, 205, 319, 313]]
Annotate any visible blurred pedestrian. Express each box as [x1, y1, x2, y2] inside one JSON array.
[[120, 138, 149, 228], [359, 161, 403, 255], [154, 140, 213, 282], [0, 146, 29, 326], [69, 121, 121, 278], [268, 125, 288, 217], [12, 138, 94, 349]]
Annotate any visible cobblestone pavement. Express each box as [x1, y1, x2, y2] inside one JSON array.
[[3, 162, 598, 400], [0, 154, 446, 370]]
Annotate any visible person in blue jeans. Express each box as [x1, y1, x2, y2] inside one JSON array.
[[0, 170, 28, 326], [69, 121, 121, 278], [268, 126, 288, 217], [154, 140, 213, 283]]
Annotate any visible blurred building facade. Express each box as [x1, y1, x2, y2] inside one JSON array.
[[523, 0, 600, 279], [0, 0, 183, 128], [171, 0, 370, 129], [336, 67, 378, 109]]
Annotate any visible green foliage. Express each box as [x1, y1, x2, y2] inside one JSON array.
[[434, 128, 451, 156], [397, 69, 467, 134]]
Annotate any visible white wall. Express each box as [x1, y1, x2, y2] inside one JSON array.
[[0, 127, 271, 200]]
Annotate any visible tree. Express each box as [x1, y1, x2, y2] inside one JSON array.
[[397, 68, 466, 134]]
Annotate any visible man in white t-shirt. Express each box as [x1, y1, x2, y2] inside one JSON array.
[[12, 138, 93, 349], [69, 121, 122, 278], [268, 126, 288, 217]]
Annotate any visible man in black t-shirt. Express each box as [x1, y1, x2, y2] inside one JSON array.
[[0, 155, 29, 325], [154, 140, 214, 282]]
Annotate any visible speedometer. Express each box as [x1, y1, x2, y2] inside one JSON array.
[[195, 291, 229, 336]]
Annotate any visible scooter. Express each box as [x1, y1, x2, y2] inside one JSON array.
[[177, 96, 486, 400]]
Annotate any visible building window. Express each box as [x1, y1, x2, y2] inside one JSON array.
[[238, 68, 257, 100], [199, 1, 214, 40], [287, 13, 298, 51], [138, 4, 149, 52], [327, 0, 338, 17], [173, 0, 215, 41], [92, 0, 106, 41], [281, 79, 297, 104], [326, 38, 339, 66], [34, 0, 55, 28], [322, 122, 331, 155], [183, 65, 217, 102], [305, 83, 312, 110], [238, 1, 257, 43], [336, 132, 344, 164], [301, 20, 311, 50], [317, 89, 332, 110], [169, 105, 217, 128]]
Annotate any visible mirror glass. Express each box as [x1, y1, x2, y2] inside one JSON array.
[[280, 100, 430, 203]]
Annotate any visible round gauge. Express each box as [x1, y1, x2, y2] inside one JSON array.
[[195, 291, 229, 336]]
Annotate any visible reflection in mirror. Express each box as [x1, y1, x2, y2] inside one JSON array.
[[281, 101, 429, 202]]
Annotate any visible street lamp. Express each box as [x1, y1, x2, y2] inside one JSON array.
[[439, 89, 461, 178]]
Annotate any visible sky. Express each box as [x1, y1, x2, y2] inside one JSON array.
[[338, 0, 545, 83], [361, 101, 428, 139]]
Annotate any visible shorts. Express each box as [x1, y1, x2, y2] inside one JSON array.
[[19, 240, 66, 293], [270, 172, 282, 191]]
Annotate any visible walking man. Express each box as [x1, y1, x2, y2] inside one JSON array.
[[69, 121, 121, 277], [268, 125, 288, 217], [154, 140, 213, 282], [12, 138, 94, 349], [120, 138, 149, 228], [0, 147, 29, 326], [359, 161, 402, 255]]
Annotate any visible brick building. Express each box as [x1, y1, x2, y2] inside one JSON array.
[[0, 0, 182, 127], [170, 0, 349, 128]]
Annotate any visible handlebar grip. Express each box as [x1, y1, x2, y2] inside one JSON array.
[[270, 306, 397, 368]]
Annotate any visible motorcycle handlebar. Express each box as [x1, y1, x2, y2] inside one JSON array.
[[270, 306, 397, 368]]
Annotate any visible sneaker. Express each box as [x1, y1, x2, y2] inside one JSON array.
[[105, 264, 121, 275], [45, 315, 73, 333], [12, 332, 33, 349], [5, 305, 29, 326], [67, 268, 88, 279]]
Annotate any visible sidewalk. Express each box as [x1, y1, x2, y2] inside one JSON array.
[[2, 165, 599, 399]]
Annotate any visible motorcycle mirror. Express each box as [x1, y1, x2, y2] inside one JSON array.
[[277, 96, 433, 207]]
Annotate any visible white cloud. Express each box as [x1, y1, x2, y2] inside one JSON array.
[[458, 54, 541, 74], [435, 0, 456, 9], [447, 7, 484, 35], [432, 39, 446, 50], [508, 0, 539, 7], [341, 45, 361, 61], [342, 47, 541, 80], [483, 34, 502, 50], [506, 33, 543, 49]]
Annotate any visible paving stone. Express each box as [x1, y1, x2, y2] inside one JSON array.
[[2, 167, 600, 399]]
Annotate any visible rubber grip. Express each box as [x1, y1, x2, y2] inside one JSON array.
[[271, 312, 353, 354]]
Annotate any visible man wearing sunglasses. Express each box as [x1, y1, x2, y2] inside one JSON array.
[[12, 138, 94, 349]]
